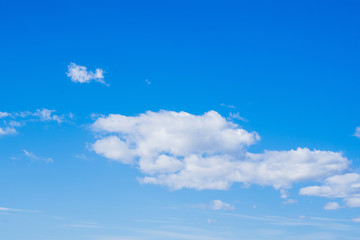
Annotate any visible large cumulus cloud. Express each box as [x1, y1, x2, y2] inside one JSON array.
[[91, 110, 351, 196]]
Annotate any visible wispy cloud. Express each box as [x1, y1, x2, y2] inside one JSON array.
[[354, 127, 360, 138], [74, 153, 87, 160], [223, 213, 353, 231], [195, 200, 235, 211], [324, 202, 341, 210], [220, 103, 236, 109], [23, 149, 54, 163], [0, 109, 70, 137], [0, 112, 10, 118], [229, 112, 248, 122], [33, 109, 63, 123], [0, 126, 16, 136], [300, 173, 360, 208], [67, 62, 108, 85], [208, 200, 235, 211], [0, 206, 39, 213], [207, 219, 216, 223], [282, 199, 297, 205]]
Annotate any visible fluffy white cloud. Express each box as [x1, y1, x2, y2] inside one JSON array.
[[323, 202, 341, 210], [209, 200, 235, 211], [300, 173, 360, 208], [67, 62, 107, 85], [92, 136, 134, 164], [91, 110, 350, 192], [354, 127, 360, 138], [352, 217, 360, 223]]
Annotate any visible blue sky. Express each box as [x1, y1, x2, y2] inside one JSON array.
[[1, 0, 360, 239]]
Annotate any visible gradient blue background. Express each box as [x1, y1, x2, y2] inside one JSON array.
[[1, 1, 360, 239]]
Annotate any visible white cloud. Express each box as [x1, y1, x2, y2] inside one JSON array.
[[1, 109, 64, 122], [299, 173, 360, 208], [93, 136, 134, 164], [229, 112, 247, 122], [33, 109, 63, 123], [23, 149, 54, 163], [0, 109, 68, 137], [0, 127, 16, 136], [91, 110, 350, 192], [354, 127, 360, 138], [209, 200, 235, 211], [140, 148, 348, 190], [0, 112, 10, 118], [220, 103, 236, 109], [352, 217, 360, 223], [0, 207, 39, 213], [324, 202, 341, 210], [67, 62, 107, 85], [283, 199, 297, 205], [280, 189, 289, 199], [8, 121, 22, 127], [74, 153, 87, 160], [23, 149, 39, 160]]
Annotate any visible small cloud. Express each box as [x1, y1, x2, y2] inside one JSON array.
[[283, 199, 297, 205], [67, 62, 108, 85], [0, 127, 16, 136], [74, 154, 87, 160], [33, 109, 63, 123], [68, 112, 74, 119], [0, 109, 69, 137], [23, 149, 39, 160], [352, 217, 360, 223], [207, 219, 216, 223], [90, 112, 105, 120], [324, 202, 341, 210], [8, 121, 22, 127], [220, 103, 236, 109], [0, 112, 10, 118], [354, 127, 360, 138], [145, 79, 151, 85], [23, 149, 54, 163], [209, 200, 235, 211], [0, 206, 39, 213], [229, 112, 248, 122], [280, 189, 289, 199]]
